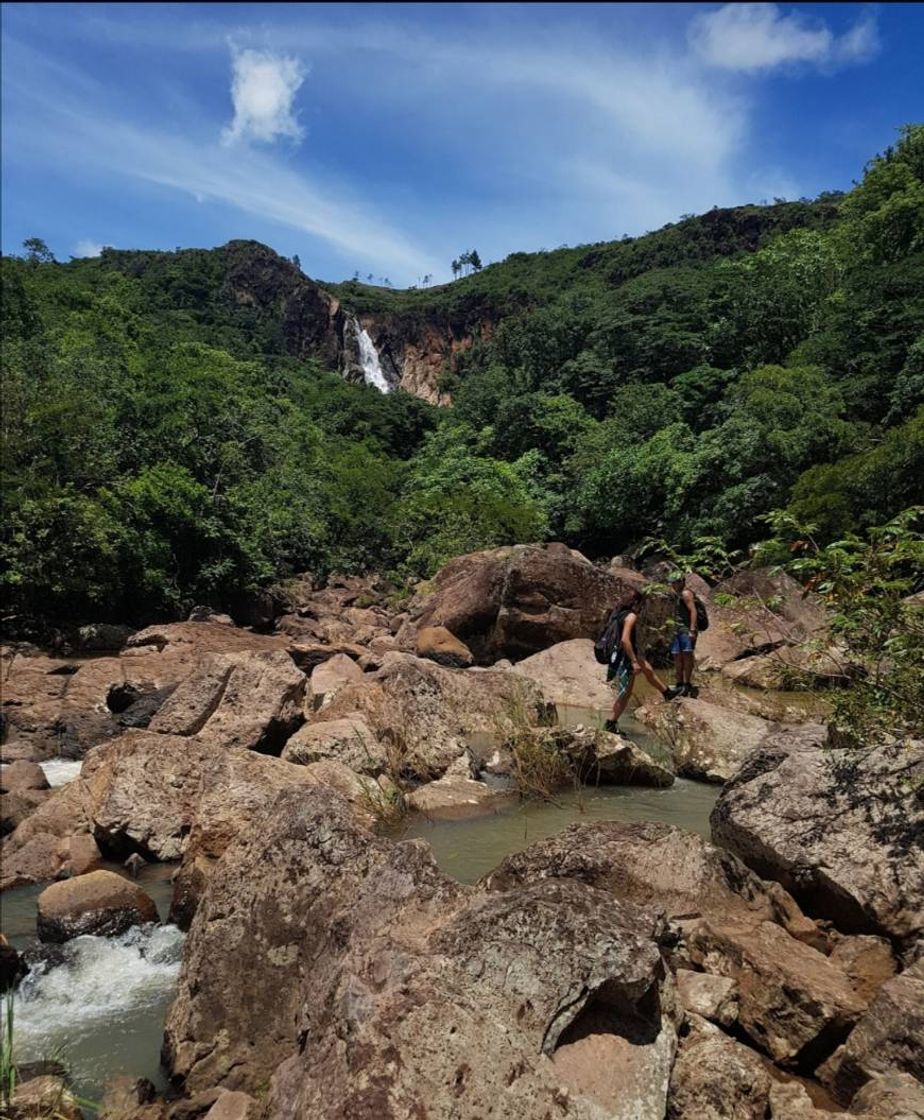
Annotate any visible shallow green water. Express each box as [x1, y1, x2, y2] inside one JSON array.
[[397, 778, 719, 884]]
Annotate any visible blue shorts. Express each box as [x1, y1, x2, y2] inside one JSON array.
[[670, 631, 696, 655]]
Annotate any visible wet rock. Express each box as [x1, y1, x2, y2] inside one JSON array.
[[36, 868, 158, 942], [511, 638, 614, 711], [0, 932, 27, 991], [675, 969, 739, 1028], [281, 716, 386, 775], [164, 784, 674, 1120], [407, 542, 642, 664], [307, 653, 362, 711], [822, 960, 924, 1104], [711, 737, 924, 948], [415, 624, 474, 668], [124, 852, 147, 878], [634, 696, 773, 783], [667, 1014, 773, 1119], [407, 775, 516, 820], [148, 650, 306, 754]]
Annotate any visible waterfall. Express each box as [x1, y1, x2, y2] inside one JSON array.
[[356, 326, 392, 393]]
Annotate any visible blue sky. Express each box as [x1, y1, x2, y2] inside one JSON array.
[[2, 2, 922, 286]]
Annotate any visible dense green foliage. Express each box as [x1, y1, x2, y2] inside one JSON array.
[[756, 508, 924, 745], [2, 126, 922, 626]]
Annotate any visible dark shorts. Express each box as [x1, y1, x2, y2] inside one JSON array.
[[670, 631, 696, 655], [607, 655, 632, 700]]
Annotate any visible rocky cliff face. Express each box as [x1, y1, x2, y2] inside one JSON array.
[[219, 242, 492, 402]]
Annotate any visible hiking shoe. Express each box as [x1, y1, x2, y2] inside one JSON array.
[[604, 719, 620, 734], [683, 684, 700, 698], [664, 685, 684, 700]]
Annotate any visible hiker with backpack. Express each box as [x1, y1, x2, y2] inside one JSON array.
[[595, 590, 676, 733], [669, 572, 707, 697]]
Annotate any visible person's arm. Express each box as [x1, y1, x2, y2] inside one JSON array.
[[621, 613, 640, 669], [683, 588, 697, 636]]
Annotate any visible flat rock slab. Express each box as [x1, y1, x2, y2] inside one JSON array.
[[635, 697, 772, 783], [407, 776, 516, 820], [511, 639, 614, 711]]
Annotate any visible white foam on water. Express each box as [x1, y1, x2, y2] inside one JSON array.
[[13, 924, 184, 1068], [39, 758, 83, 787], [357, 327, 392, 393]]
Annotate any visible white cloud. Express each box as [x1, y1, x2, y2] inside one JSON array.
[[73, 239, 104, 257], [689, 4, 879, 73], [221, 47, 306, 146]]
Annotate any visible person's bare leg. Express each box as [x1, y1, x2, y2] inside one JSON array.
[[672, 651, 684, 688], [640, 659, 668, 696], [682, 651, 694, 685], [611, 674, 636, 723]]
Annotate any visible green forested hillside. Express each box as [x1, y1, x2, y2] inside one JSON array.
[[2, 125, 922, 628]]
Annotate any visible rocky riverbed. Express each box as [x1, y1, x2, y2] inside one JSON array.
[[1, 543, 921, 1120]]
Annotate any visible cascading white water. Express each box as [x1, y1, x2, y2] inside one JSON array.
[[13, 924, 185, 1098], [356, 327, 392, 393], [40, 758, 83, 787]]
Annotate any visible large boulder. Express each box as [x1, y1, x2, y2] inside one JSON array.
[[1, 760, 49, 793], [711, 737, 924, 948], [511, 638, 614, 711], [148, 650, 306, 753], [694, 567, 829, 672], [481, 821, 819, 947], [483, 821, 878, 1070], [634, 697, 776, 783], [315, 653, 544, 780], [822, 960, 924, 1105], [164, 786, 677, 1120], [281, 716, 387, 775], [1, 623, 288, 760], [406, 543, 642, 664], [36, 869, 158, 942], [1, 730, 370, 893], [687, 917, 866, 1068]]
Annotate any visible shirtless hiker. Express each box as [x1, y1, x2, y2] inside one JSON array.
[[604, 591, 676, 733]]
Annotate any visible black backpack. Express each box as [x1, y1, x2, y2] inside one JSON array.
[[693, 594, 710, 632], [594, 609, 627, 665]]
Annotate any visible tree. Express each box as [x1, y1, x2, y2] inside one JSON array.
[[451, 259, 460, 280], [22, 237, 55, 264], [469, 249, 483, 272], [292, 254, 301, 271]]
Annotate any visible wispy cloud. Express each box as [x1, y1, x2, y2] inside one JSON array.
[[73, 238, 104, 257], [221, 46, 307, 146], [689, 4, 880, 73], [3, 38, 438, 279]]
